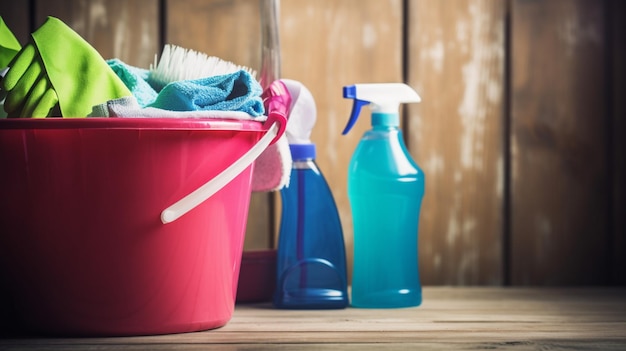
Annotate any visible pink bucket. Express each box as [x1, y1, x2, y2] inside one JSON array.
[[0, 116, 284, 336]]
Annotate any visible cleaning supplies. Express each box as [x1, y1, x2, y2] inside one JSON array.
[[106, 45, 263, 115], [148, 43, 289, 192], [99, 45, 291, 192], [103, 47, 264, 116], [274, 79, 349, 309], [342, 83, 425, 308]]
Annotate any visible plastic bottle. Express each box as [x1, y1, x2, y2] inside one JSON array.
[[274, 79, 349, 309], [342, 83, 425, 308]]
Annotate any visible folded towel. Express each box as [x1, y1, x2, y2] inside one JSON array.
[[148, 70, 264, 116]]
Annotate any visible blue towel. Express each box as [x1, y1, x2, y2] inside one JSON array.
[[106, 59, 157, 108], [106, 59, 263, 116], [148, 70, 264, 116]]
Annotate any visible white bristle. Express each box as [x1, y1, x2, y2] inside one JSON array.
[[149, 44, 257, 90]]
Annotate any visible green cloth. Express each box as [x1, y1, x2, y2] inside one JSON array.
[[1, 16, 131, 117], [0, 16, 21, 68]]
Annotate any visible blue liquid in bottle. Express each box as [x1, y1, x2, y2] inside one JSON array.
[[348, 113, 425, 308], [274, 144, 349, 309]]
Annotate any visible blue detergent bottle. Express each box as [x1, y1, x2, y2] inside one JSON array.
[[342, 83, 425, 308], [274, 79, 349, 309]]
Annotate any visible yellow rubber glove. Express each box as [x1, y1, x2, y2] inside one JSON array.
[[1, 16, 131, 117]]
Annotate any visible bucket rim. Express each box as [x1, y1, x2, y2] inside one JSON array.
[[0, 117, 266, 132]]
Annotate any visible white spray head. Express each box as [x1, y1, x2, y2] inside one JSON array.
[[280, 78, 317, 144], [342, 83, 421, 134]]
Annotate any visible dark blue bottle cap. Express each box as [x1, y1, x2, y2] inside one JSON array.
[[289, 143, 316, 160]]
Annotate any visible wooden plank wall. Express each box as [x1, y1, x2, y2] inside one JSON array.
[[407, 0, 505, 285], [510, 0, 611, 285], [0, 0, 623, 286]]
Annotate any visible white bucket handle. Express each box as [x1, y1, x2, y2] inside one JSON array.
[[161, 115, 284, 224]]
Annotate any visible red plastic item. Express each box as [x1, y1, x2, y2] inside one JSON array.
[[0, 117, 278, 336], [236, 249, 277, 303]]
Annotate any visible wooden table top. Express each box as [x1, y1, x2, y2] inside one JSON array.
[[1, 287, 625, 350]]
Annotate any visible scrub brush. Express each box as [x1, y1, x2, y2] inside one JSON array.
[[148, 44, 257, 91]]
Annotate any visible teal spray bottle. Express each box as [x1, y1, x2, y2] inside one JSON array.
[[342, 83, 425, 308], [274, 79, 349, 309]]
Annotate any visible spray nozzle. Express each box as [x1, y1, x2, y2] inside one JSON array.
[[281, 79, 316, 145], [342, 83, 421, 135]]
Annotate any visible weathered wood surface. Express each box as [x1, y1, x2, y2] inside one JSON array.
[[35, 0, 160, 68], [0, 0, 624, 285], [1, 288, 625, 350], [406, 0, 505, 285]]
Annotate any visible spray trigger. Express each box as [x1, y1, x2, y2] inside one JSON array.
[[342, 85, 370, 135]]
